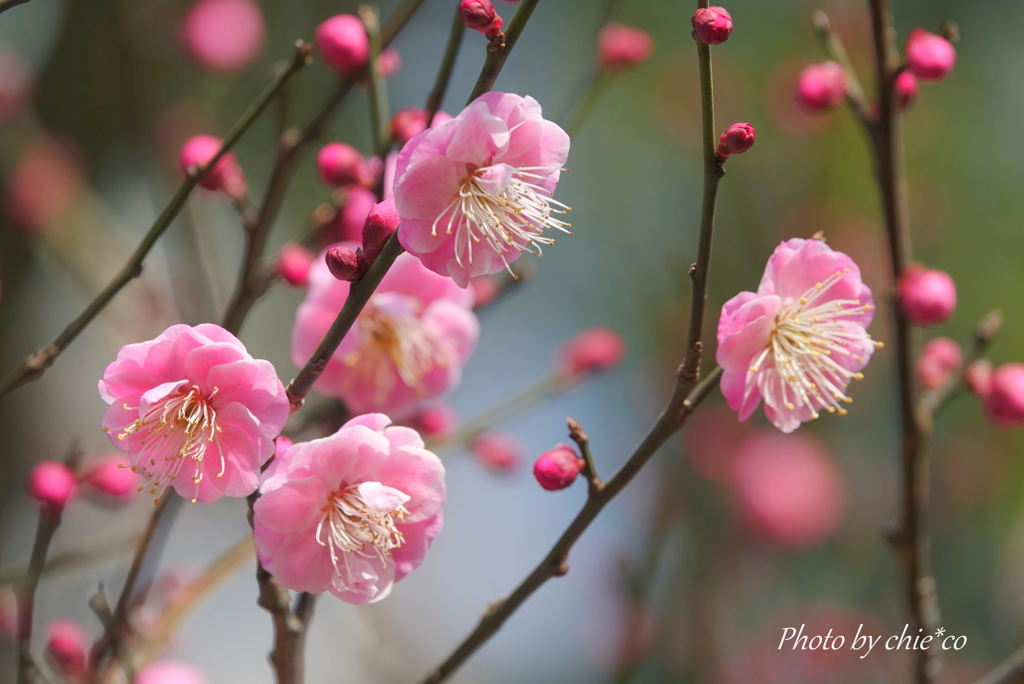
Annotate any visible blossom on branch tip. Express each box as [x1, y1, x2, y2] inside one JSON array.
[[895, 71, 919, 110], [795, 61, 847, 113], [315, 14, 370, 76], [27, 462, 77, 509], [557, 327, 626, 378], [291, 249, 478, 420], [533, 445, 584, 491], [897, 265, 956, 326], [983, 363, 1024, 428], [362, 197, 400, 265], [98, 324, 289, 504], [253, 414, 445, 603], [135, 661, 207, 684], [277, 243, 314, 287], [45, 619, 89, 681], [917, 337, 961, 390], [179, 135, 247, 199], [906, 29, 956, 82], [717, 122, 755, 158], [598, 23, 654, 72], [393, 92, 571, 287], [716, 238, 879, 433], [181, 0, 266, 73], [692, 6, 733, 46], [459, 0, 498, 32]]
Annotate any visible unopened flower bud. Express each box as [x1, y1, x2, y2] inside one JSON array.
[[717, 122, 755, 158], [965, 359, 992, 399], [315, 14, 370, 76], [795, 61, 847, 113], [533, 445, 585, 491], [598, 23, 654, 72], [906, 28, 956, 82], [459, 0, 497, 31], [135, 660, 207, 684], [26, 462, 76, 509], [376, 48, 401, 78], [984, 363, 1024, 428], [557, 327, 626, 377], [276, 243, 314, 287], [81, 455, 139, 502], [410, 403, 458, 438], [917, 337, 961, 390], [325, 245, 361, 282], [390, 107, 453, 147], [469, 431, 522, 474], [897, 265, 956, 326], [484, 15, 504, 42], [336, 186, 377, 242], [45, 619, 88, 680], [692, 6, 733, 45], [317, 142, 369, 188], [361, 197, 400, 263], [179, 135, 247, 199], [181, 0, 266, 73], [895, 70, 919, 110]]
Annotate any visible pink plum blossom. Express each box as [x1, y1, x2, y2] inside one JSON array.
[[906, 29, 956, 82], [392, 91, 571, 287], [27, 462, 77, 509], [291, 248, 478, 420], [598, 23, 655, 72], [253, 414, 445, 603], [99, 324, 290, 504], [469, 430, 522, 473], [81, 454, 140, 502], [533, 445, 584, 491], [135, 660, 206, 684], [716, 238, 879, 433], [181, 0, 266, 73]]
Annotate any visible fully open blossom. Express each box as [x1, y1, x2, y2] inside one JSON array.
[[716, 238, 879, 433], [253, 414, 445, 603], [393, 92, 571, 287], [291, 249, 478, 420], [99, 324, 289, 504]]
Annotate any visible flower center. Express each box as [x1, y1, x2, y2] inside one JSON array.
[[317, 483, 410, 585], [747, 269, 882, 419], [431, 162, 572, 274], [116, 384, 222, 504], [342, 298, 449, 401]]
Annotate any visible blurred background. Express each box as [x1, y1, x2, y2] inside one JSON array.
[[0, 0, 1021, 682]]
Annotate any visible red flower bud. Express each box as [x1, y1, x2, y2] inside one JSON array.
[[906, 28, 955, 82], [316, 142, 369, 188], [558, 327, 626, 377], [315, 14, 369, 76], [469, 431, 522, 474], [533, 445, 585, 491], [984, 363, 1024, 428], [26, 462, 76, 509], [895, 71, 919, 110], [459, 0, 497, 31], [795, 61, 847, 113], [361, 197, 400, 264], [45, 619, 89, 680], [276, 243, 314, 287], [897, 265, 956, 326], [916, 337, 961, 390], [717, 122, 755, 158], [598, 23, 654, 72], [692, 6, 733, 45], [325, 245, 361, 282]]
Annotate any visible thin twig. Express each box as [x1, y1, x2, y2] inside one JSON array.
[[0, 42, 312, 402], [426, 7, 466, 123], [563, 75, 610, 138], [0, 0, 31, 16], [360, 5, 391, 159], [466, 0, 540, 103], [919, 310, 1002, 419], [418, 369, 722, 684], [567, 418, 602, 497], [811, 11, 872, 125]]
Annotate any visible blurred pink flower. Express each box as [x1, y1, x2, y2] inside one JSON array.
[[334, 186, 377, 242], [716, 238, 878, 433], [315, 14, 369, 76], [731, 432, 845, 547], [0, 587, 15, 640], [99, 324, 289, 504], [469, 274, 500, 309], [685, 403, 751, 482], [896, 70, 919, 109], [795, 61, 847, 113], [897, 264, 956, 326], [983, 363, 1024, 428], [277, 243, 315, 287], [408, 402, 458, 438], [81, 454, 140, 502], [391, 107, 454, 147], [181, 0, 266, 73], [917, 337, 961, 390], [4, 136, 84, 228], [179, 134, 247, 199], [26, 462, 77, 509], [556, 327, 626, 378], [469, 431, 523, 473], [291, 250, 478, 420], [393, 91, 571, 287], [598, 23, 654, 72], [45, 619, 89, 681], [135, 660, 207, 684], [253, 414, 445, 603], [906, 28, 956, 81], [317, 142, 371, 188], [376, 48, 401, 78]]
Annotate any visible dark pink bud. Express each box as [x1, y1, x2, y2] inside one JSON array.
[[795, 61, 847, 113], [533, 445, 585, 491], [376, 48, 401, 78], [361, 197, 400, 263], [984, 363, 1024, 428], [81, 455, 139, 501], [598, 23, 654, 72], [276, 243, 314, 287], [325, 245, 361, 282], [179, 135, 247, 199], [558, 327, 626, 377], [716, 122, 755, 158], [315, 14, 370, 76], [181, 0, 266, 73], [469, 274, 501, 309], [916, 337, 962, 390], [390, 107, 453, 147], [317, 142, 368, 188], [906, 28, 956, 82], [469, 431, 522, 474], [410, 403, 458, 438], [692, 6, 733, 45], [26, 462, 76, 509], [45, 619, 88, 680], [484, 15, 504, 41], [895, 70, 919, 110], [965, 359, 992, 399], [897, 265, 957, 326], [459, 0, 497, 31]]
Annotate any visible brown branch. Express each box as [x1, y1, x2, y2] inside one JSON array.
[[811, 11, 873, 125], [418, 368, 722, 684], [919, 310, 1002, 419], [567, 418, 602, 497], [0, 0, 31, 16], [466, 0, 540, 103]]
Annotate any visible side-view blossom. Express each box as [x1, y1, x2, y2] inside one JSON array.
[[716, 238, 879, 433], [393, 91, 571, 287], [253, 414, 445, 603], [291, 248, 478, 419], [99, 324, 290, 504]]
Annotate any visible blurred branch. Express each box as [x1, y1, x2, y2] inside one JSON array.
[[360, 5, 391, 160], [920, 310, 1002, 419], [812, 11, 872, 125], [971, 645, 1024, 684], [563, 75, 610, 138], [417, 369, 722, 684], [467, 0, 540, 102], [0, 42, 312, 402], [0, 0, 31, 16], [0, 534, 141, 585], [426, 7, 466, 122]]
